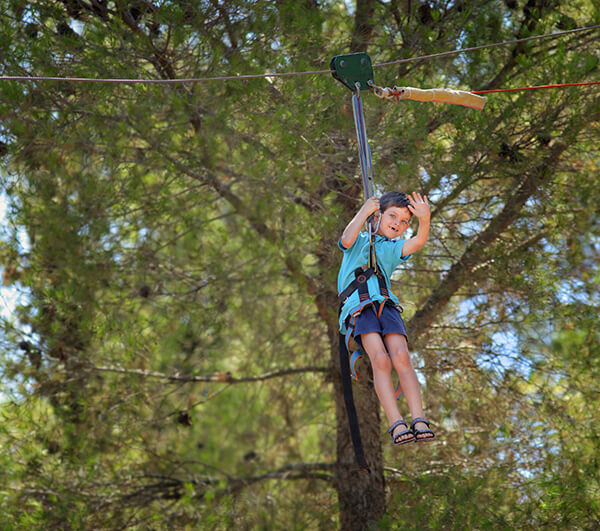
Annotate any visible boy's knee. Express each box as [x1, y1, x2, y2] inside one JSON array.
[[372, 351, 392, 372], [390, 349, 411, 368]]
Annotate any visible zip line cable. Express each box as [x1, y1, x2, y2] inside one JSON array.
[[0, 23, 599, 85], [0, 69, 333, 84]]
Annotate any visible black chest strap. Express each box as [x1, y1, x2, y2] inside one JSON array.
[[339, 266, 389, 310]]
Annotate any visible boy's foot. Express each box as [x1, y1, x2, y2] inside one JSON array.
[[410, 417, 435, 442], [388, 419, 415, 445]]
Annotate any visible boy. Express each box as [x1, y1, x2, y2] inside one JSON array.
[[338, 191, 435, 445]]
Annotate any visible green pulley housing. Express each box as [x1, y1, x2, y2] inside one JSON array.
[[330, 52, 374, 92]]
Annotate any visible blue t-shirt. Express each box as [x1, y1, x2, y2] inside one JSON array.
[[338, 232, 410, 333]]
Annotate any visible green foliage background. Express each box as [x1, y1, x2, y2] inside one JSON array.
[[0, 0, 599, 528]]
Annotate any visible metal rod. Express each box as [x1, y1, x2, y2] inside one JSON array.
[[351, 84, 378, 269], [351, 86, 374, 199]]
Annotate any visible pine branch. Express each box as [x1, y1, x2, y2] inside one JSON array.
[[222, 462, 335, 491], [126, 462, 335, 503], [481, 1, 562, 91], [407, 116, 588, 348], [4, 462, 335, 507], [87, 363, 331, 383], [144, 140, 337, 329]]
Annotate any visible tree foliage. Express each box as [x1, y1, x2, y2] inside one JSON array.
[[0, 0, 599, 528]]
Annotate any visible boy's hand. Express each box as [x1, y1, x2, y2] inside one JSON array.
[[361, 196, 380, 217], [408, 192, 430, 219]]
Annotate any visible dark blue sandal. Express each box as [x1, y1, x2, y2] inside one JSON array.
[[410, 417, 435, 442], [388, 419, 415, 446]]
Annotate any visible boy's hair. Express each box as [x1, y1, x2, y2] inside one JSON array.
[[379, 191, 411, 214]]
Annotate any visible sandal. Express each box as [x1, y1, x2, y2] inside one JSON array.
[[410, 417, 435, 442], [387, 419, 415, 446]]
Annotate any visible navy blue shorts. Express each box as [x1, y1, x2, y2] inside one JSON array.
[[349, 302, 407, 348]]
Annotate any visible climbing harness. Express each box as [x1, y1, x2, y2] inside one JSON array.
[[339, 265, 404, 392], [331, 52, 486, 470]]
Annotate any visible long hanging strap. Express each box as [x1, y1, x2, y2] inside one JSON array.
[[336, 84, 377, 472], [338, 332, 369, 471]]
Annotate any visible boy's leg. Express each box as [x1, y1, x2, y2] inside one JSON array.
[[360, 332, 413, 443], [384, 333, 432, 439]]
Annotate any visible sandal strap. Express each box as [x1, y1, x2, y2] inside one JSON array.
[[387, 419, 408, 435], [393, 428, 415, 445], [410, 417, 430, 430], [414, 431, 435, 442]]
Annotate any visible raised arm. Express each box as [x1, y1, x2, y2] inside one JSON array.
[[340, 196, 380, 249], [401, 193, 430, 257]]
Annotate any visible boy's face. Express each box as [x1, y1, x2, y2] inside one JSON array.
[[376, 206, 411, 239]]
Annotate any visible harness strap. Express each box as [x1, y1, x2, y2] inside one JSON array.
[[338, 265, 391, 308], [376, 272, 389, 297], [338, 266, 375, 308]]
